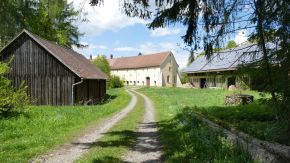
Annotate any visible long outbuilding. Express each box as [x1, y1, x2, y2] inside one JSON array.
[[184, 43, 269, 89], [0, 30, 107, 105]]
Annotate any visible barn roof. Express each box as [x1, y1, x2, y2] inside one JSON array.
[[0, 30, 107, 79], [108, 51, 171, 70], [184, 43, 275, 74]]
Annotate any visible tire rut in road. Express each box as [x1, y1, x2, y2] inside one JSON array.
[[32, 90, 137, 163], [122, 90, 162, 163]]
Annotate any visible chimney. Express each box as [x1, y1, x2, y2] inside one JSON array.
[[110, 54, 113, 59], [138, 52, 142, 56], [89, 54, 92, 60]]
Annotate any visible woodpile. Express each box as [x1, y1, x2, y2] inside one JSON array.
[[225, 94, 254, 105]]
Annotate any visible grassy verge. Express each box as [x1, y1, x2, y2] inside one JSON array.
[[0, 88, 131, 163], [139, 87, 275, 162], [76, 93, 145, 163], [193, 102, 289, 145], [139, 88, 289, 145]]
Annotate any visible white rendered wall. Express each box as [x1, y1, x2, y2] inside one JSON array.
[[111, 67, 163, 86]]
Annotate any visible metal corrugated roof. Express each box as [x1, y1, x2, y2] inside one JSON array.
[[184, 43, 270, 73]]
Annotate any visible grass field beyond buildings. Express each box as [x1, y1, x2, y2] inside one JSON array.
[[140, 87, 287, 162], [0, 88, 131, 163]]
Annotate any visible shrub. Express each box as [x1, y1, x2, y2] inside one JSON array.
[[109, 75, 124, 88], [0, 62, 29, 117], [91, 55, 110, 77], [179, 71, 189, 84]]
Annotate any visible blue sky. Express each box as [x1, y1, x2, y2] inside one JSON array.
[[69, 0, 248, 69]]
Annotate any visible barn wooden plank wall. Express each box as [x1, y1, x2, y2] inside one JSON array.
[[0, 34, 75, 105], [75, 79, 106, 104]]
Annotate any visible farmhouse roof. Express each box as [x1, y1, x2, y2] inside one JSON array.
[[184, 43, 275, 73], [108, 51, 171, 70], [0, 30, 107, 79]]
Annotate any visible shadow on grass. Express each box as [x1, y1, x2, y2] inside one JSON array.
[[0, 110, 30, 119], [73, 108, 253, 162], [91, 156, 121, 163], [157, 108, 253, 162], [191, 101, 290, 146], [72, 122, 161, 162], [94, 94, 118, 105]]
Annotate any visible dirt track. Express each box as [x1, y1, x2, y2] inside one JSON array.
[[122, 90, 162, 163], [32, 90, 137, 163]]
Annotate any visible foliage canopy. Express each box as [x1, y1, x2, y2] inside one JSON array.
[[0, 0, 82, 48], [92, 55, 111, 77]]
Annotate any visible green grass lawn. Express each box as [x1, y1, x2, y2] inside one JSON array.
[[0, 88, 131, 163], [76, 93, 145, 163], [139, 87, 285, 162]]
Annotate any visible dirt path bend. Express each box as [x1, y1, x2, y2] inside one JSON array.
[[32, 90, 137, 163], [122, 90, 162, 163]]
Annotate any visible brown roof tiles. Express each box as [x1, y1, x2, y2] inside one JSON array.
[[24, 30, 107, 79], [108, 51, 171, 70]]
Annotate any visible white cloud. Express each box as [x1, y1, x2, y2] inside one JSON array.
[[150, 28, 181, 37], [94, 45, 108, 50], [113, 47, 138, 52], [159, 42, 175, 50], [234, 29, 248, 44], [69, 0, 148, 36]]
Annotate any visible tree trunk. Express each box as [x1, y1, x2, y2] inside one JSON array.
[[255, 0, 278, 105]]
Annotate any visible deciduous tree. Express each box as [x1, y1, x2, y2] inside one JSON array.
[[0, 0, 82, 48]]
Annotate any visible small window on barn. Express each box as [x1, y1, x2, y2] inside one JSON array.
[[169, 67, 171, 72], [167, 75, 170, 83], [154, 81, 156, 86]]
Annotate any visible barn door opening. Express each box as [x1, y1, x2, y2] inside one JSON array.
[[200, 78, 207, 88], [146, 77, 150, 87], [227, 77, 236, 87]]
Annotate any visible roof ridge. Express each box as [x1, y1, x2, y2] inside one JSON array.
[[111, 51, 171, 60], [22, 30, 82, 77], [29, 32, 75, 52], [108, 51, 173, 70], [20, 29, 107, 79]]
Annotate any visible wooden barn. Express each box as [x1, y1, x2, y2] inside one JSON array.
[[0, 30, 107, 105]]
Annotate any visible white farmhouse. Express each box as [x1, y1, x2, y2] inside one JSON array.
[[108, 51, 182, 87]]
